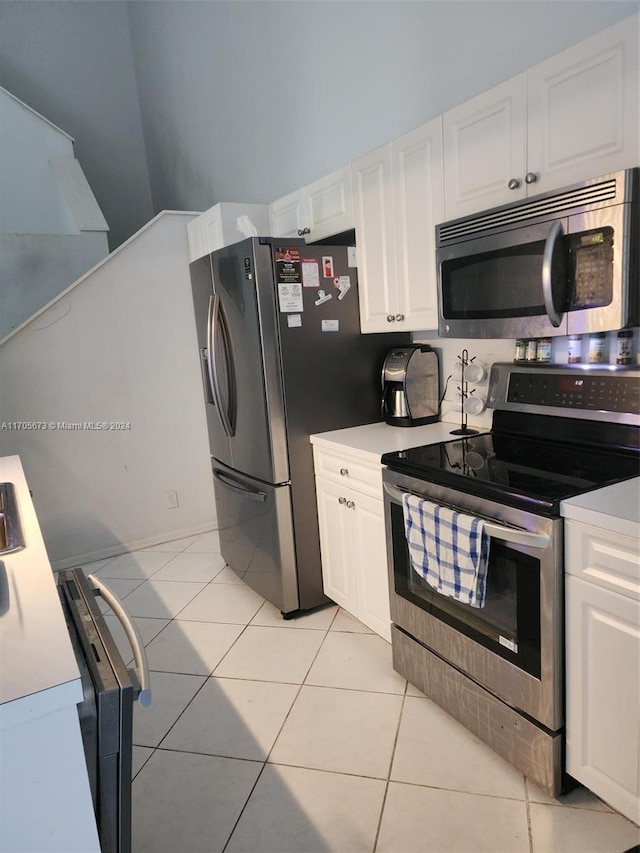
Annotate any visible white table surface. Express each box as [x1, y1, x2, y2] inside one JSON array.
[[561, 477, 640, 540], [0, 456, 82, 721], [310, 420, 472, 463]]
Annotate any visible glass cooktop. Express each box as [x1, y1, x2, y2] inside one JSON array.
[[382, 428, 640, 516]]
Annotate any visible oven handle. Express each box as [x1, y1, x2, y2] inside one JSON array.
[[383, 483, 550, 550], [88, 574, 152, 707]]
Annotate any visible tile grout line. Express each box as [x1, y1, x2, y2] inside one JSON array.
[[372, 680, 410, 853], [219, 619, 339, 852], [524, 776, 535, 853]]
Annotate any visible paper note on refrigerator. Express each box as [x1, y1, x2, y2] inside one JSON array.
[[278, 283, 303, 312]]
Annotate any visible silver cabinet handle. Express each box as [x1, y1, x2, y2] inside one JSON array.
[[338, 496, 347, 505], [340, 468, 349, 476], [542, 220, 565, 328], [88, 574, 152, 707], [508, 178, 521, 190], [346, 500, 355, 509], [395, 314, 405, 322], [525, 172, 538, 184], [386, 315, 395, 322]]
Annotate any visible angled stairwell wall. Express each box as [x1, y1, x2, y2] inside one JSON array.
[[0, 212, 216, 567], [0, 85, 110, 338]]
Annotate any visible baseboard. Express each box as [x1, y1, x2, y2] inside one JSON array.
[[50, 522, 218, 572]]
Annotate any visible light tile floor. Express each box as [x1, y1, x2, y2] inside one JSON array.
[[83, 532, 640, 853]]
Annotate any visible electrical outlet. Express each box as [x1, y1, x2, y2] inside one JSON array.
[[166, 490, 179, 509]]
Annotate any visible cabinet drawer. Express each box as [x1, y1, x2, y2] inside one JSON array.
[[565, 520, 640, 601], [312, 446, 382, 499]]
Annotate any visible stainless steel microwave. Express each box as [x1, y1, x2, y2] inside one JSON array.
[[436, 168, 639, 339]]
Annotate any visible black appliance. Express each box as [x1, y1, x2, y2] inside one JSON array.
[[58, 568, 151, 853], [382, 363, 639, 795], [190, 237, 409, 616], [381, 345, 440, 427]]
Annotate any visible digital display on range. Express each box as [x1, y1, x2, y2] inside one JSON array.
[[558, 377, 585, 392], [507, 372, 639, 414]]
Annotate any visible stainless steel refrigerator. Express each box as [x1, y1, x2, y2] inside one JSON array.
[[190, 237, 409, 616]]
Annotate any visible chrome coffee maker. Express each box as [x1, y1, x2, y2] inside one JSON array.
[[381, 345, 440, 426]]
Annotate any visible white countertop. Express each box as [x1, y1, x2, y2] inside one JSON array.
[[0, 456, 82, 719], [310, 420, 471, 463], [561, 477, 640, 541]]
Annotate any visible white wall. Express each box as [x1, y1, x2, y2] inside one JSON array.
[[0, 0, 154, 249], [0, 86, 77, 234], [126, 0, 638, 213], [0, 233, 109, 340], [0, 213, 216, 566]]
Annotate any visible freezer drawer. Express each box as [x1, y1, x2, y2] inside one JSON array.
[[212, 461, 299, 614]]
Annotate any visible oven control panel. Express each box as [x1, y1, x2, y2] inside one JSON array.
[[506, 372, 639, 414]]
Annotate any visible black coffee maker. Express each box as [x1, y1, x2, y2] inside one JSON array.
[[381, 345, 440, 427]]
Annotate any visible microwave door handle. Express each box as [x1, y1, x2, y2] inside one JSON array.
[[207, 294, 233, 437], [383, 483, 549, 550], [542, 221, 565, 328], [87, 574, 152, 707]]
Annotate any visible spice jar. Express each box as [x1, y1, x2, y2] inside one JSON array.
[[525, 339, 538, 362], [514, 339, 527, 362], [588, 332, 607, 364], [616, 330, 633, 365], [537, 338, 552, 363], [568, 335, 583, 364]]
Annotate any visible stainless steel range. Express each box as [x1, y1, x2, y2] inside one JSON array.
[[382, 362, 640, 795]]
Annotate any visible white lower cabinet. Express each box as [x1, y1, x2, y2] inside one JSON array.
[[565, 520, 640, 823], [313, 446, 391, 641]]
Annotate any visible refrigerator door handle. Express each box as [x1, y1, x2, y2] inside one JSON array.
[[213, 468, 267, 502], [208, 294, 235, 437]]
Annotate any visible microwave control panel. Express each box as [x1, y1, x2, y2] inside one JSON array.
[[570, 228, 614, 309], [507, 372, 639, 415]]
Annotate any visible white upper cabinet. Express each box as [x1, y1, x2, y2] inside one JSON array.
[[269, 165, 353, 242], [187, 202, 269, 261], [353, 116, 444, 333], [443, 75, 527, 219], [443, 14, 639, 220], [527, 15, 639, 194]]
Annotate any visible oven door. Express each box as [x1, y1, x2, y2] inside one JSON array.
[[383, 469, 563, 731]]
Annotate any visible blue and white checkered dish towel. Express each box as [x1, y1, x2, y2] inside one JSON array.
[[401, 493, 490, 609]]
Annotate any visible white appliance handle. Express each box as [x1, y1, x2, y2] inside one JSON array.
[[383, 483, 550, 550], [88, 574, 152, 707]]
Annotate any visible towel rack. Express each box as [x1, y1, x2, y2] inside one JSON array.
[[383, 483, 550, 550]]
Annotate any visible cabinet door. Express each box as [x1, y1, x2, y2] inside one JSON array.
[[443, 75, 527, 219], [392, 118, 444, 332], [527, 15, 639, 194], [566, 576, 640, 823], [187, 206, 222, 262], [351, 493, 391, 642], [352, 143, 398, 333], [269, 189, 307, 238], [305, 165, 354, 242], [315, 476, 357, 614]]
